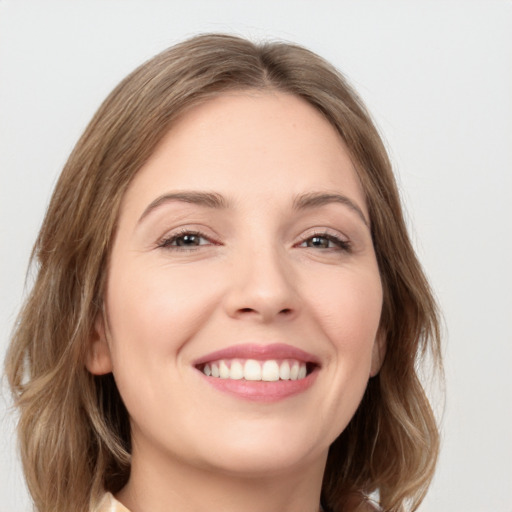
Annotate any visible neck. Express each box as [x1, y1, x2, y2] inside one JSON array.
[[116, 442, 327, 512]]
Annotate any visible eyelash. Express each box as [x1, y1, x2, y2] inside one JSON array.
[[157, 230, 351, 252], [297, 231, 351, 252], [157, 229, 214, 250]]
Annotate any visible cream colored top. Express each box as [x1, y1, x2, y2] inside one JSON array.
[[94, 492, 378, 512], [94, 492, 131, 512]]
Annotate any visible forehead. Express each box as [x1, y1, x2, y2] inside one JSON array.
[[120, 91, 367, 219]]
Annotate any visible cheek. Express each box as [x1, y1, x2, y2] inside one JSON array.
[[305, 265, 383, 348], [302, 264, 382, 404], [304, 268, 382, 436], [105, 260, 223, 363], [103, 261, 225, 433]]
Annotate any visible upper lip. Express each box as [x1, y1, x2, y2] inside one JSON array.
[[192, 343, 321, 366]]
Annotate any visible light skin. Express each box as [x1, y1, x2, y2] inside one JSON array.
[[87, 91, 385, 512]]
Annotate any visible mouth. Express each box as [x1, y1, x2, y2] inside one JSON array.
[[196, 358, 316, 381], [193, 344, 320, 401]]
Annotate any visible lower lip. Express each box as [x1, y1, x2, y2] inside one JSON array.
[[198, 369, 319, 402]]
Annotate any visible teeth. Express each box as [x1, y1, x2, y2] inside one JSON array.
[[201, 359, 309, 381], [262, 360, 279, 381], [279, 360, 290, 380], [290, 362, 299, 380], [230, 360, 244, 380], [244, 359, 261, 381], [219, 360, 230, 379]]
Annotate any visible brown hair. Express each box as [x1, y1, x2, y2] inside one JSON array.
[[5, 33, 441, 512]]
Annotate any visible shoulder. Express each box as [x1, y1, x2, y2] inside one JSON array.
[[92, 492, 132, 512]]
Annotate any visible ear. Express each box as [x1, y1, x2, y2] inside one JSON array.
[[370, 329, 386, 377], [85, 312, 113, 375]]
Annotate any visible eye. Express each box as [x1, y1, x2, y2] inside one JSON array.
[[158, 230, 213, 250], [298, 232, 351, 251]]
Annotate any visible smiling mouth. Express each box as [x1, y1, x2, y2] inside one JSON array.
[[196, 358, 317, 381]]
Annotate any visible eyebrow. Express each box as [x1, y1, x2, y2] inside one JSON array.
[[138, 191, 229, 223], [138, 190, 369, 227], [293, 192, 369, 227]]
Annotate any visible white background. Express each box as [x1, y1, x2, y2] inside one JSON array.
[[1, 1, 511, 511]]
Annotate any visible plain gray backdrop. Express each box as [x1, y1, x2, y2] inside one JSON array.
[[1, 1, 511, 511]]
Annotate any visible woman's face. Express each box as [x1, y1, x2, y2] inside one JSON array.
[[88, 91, 384, 478]]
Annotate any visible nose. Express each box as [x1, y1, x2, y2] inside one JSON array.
[[223, 244, 300, 323]]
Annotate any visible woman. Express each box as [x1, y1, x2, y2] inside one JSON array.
[[5, 34, 441, 512]]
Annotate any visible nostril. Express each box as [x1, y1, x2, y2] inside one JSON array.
[[232, 305, 295, 319]]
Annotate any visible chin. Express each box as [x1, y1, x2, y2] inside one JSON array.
[[203, 449, 318, 478], [194, 422, 330, 477]]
